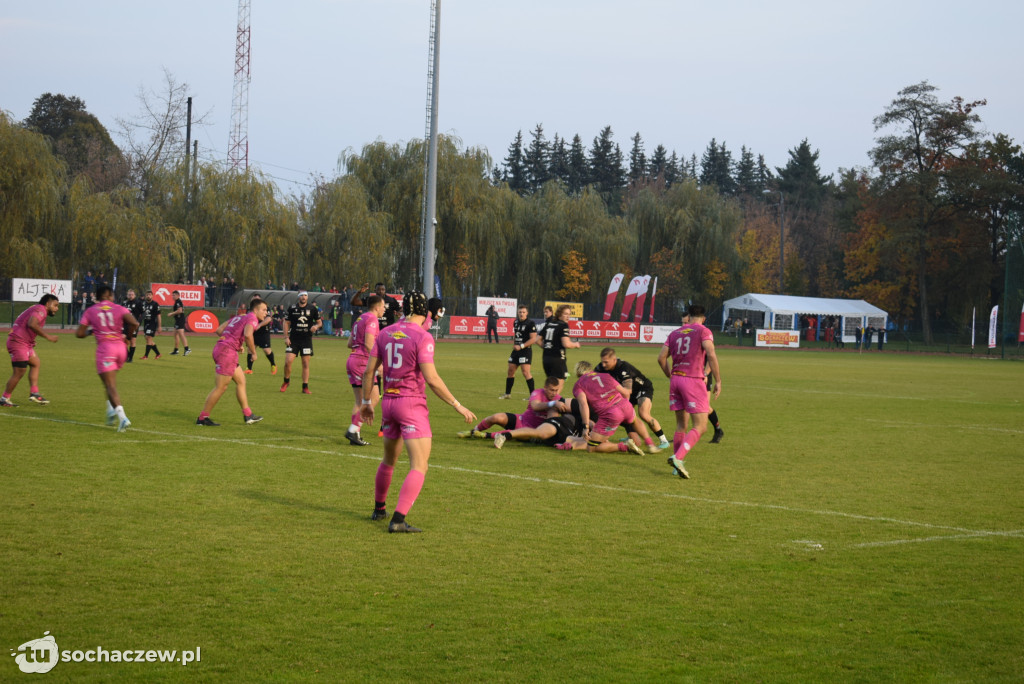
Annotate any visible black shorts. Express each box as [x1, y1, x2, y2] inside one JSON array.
[[542, 356, 568, 379], [253, 326, 272, 349], [143, 324, 158, 337], [631, 383, 655, 406], [503, 412, 519, 430], [508, 347, 533, 366], [542, 415, 577, 446], [124, 326, 137, 340], [174, 321, 186, 331], [286, 335, 314, 356]]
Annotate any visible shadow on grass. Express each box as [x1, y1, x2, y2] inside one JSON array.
[[236, 489, 368, 521]]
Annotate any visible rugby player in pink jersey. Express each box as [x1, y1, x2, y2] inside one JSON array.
[[359, 291, 476, 534], [457, 375, 568, 440], [195, 298, 267, 427], [2, 294, 60, 407], [76, 286, 139, 431], [344, 295, 385, 446], [569, 360, 645, 455], [657, 304, 722, 479]]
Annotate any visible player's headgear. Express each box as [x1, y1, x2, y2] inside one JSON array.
[[403, 290, 429, 317]]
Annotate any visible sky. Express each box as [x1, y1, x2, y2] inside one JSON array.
[[3, 0, 1023, 196]]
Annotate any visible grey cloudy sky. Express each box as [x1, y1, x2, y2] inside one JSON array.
[[4, 0, 1022, 194]]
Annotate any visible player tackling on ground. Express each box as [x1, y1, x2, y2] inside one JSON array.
[[360, 291, 476, 533], [76, 286, 139, 431], [2, 294, 60, 407], [657, 304, 721, 479]]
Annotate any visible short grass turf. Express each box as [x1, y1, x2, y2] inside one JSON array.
[[1, 332, 1022, 682]]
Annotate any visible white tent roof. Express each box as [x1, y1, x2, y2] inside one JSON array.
[[723, 294, 887, 318]]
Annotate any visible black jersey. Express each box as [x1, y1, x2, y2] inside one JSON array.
[[141, 300, 161, 324], [513, 318, 538, 347], [380, 295, 401, 329], [540, 319, 571, 360], [595, 359, 650, 394], [170, 298, 186, 326], [123, 297, 145, 322], [286, 304, 320, 336]]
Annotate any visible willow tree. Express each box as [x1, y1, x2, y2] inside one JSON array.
[[0, 113, 63, 277]]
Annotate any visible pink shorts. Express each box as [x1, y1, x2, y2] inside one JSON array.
[[669, 375, 710, 414], [95, 341, 127, 374], [6, 338, 35, 365], [381, 396, 432, 441], [346, 353, 369, 386], [213, 344, 240, 377], [593, 402, 635, 437]]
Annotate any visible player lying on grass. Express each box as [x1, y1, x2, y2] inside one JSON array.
[[457, 375, 569, 439], [491, 413, 582, 449], [569, 360, 646, 455]]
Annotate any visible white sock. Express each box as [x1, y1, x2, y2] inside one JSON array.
[[115, 405, 127, 419], [347, 423, 360, 434], [106, 401, 115, 414]]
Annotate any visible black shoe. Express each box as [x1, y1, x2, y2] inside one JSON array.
[[388, 521, 422, 534], [244, 414, 263, 425], [346, 431, 370, 446], [371, 508, 388, 521], [196, 417, 220, 426], [711, 428, 724, 444], [170, 350, 179, 355]]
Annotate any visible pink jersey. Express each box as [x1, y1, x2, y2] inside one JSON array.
[[217, 312, 258, 352], [665, 323, 713, 378], [80, 302, 129, 343], [573, 371, 624, 416], [371, 320, 435, 399], [10, 304, 47, 346], [349, 311, 380, 359], [520, 388, 554, 429]]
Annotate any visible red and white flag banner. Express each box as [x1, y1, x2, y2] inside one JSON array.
[[602, 273, 624, 321], [619, 276, 644, 321], [648, 277, 658, 324], [632, 275, 651, 323]]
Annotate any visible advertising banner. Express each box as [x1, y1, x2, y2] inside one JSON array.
[[544, 301, 584, 318], [647, 277, 658, 324], [755, 329, 801, 348], [602, 273, 624, 320], [619, 276, 643, 321], [186, 310, 220, 334], [638, 325, 678, 345], [475, 297, 517, 317], [448, 316, 514, 337], [151, 284, 206, 307], [988, 305, 998, 349], [13, 278, 74, 304]]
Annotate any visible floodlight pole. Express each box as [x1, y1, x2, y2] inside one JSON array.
[[422, 0, 441, 296]]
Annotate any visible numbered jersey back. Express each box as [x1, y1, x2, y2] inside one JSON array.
[[666, 323, 712, 378], [373, 320, 436, 398]]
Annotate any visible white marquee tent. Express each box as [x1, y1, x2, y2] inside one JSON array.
[[722, 293, 889, 342]]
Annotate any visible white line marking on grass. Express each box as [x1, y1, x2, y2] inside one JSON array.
[[861, 418, 1024, 435], [853, 530, 1024, 548], [5, 413, 1022, 547]]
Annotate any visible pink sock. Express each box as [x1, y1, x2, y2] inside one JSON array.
[[475, 421, 487, 431], [243, 407, 253, 417], [199, 411, 210, 420], [618, 443, 628, 452], [351, 411, 362, 428], [374, 463, 394, 504], [395, 469, 425, 516], [2, 393, 10, 400], [677, 429, 701, 458], [645, 437, 655, 446], [30, 386, 39, 394]]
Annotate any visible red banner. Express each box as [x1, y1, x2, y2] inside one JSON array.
[[1019, 303, 1024, 343], [603, 273, 624, 321], [447, 317, 640, 340], [447, 316, 514, 336], [151, 283, 205, 307], [186, 309, 220, 334]]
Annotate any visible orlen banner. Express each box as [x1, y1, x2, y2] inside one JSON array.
[[186, 310, 220, 334], [475, 297, 517, 317], [448, 316, 514, 336], [755, 329, 801, 348], [151, 284, 205, 307]]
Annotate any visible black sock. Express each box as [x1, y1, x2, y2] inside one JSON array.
[[144, 345, 152, 357], [709, 410, 720, 428], [128, 346, 135, 361], [267, 351, 276, 366], [655, 429, 666, 440], [283, 377, 290, 384], [526, 377, 535, 392], [247, 355, 254, 371], [391, 511, 406, 524], [153, 346, 160, 356], [302, 383, 309, 390], [172, 347, 178, 353], [505, 377, 514, 395], [374, 501, 386, 510]]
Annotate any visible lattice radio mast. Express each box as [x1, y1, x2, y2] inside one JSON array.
[[228, 0, 251, 171]]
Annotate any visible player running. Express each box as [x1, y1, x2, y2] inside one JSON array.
[[344, 294, 385, 446], [281, 291, 322, 394], [657, 304, 722, 479], [195, 299, 267, 426], [498, 305, 540, 399], [2, 294, 60, 407], [569, 360, 645, 455], [360, 291, 476, 534], [76, 285, 139, 431], [169, 290, 191, 356]]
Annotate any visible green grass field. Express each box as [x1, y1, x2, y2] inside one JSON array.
[[2, 332, 1022, 682]]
